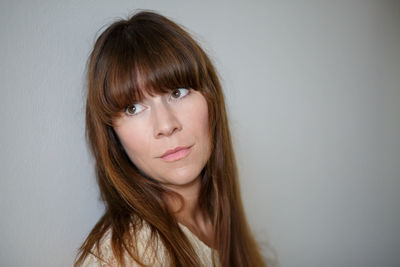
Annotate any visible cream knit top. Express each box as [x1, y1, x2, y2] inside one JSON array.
[[80, 221, 221, 267]]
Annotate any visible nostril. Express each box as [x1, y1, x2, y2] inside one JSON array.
[[153, 117, 181, 138]]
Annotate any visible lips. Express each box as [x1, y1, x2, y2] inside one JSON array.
[[160, 146, 192, 162]]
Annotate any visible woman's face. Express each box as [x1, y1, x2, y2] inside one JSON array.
[[113, 88, 211, 188]]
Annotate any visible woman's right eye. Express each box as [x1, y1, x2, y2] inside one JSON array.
[[125, 103, 146, 116]]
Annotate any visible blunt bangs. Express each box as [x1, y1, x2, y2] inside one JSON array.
[[97, 17, 208, 121]]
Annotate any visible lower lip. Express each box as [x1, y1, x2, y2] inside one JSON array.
[[161, 147, 191, 162]]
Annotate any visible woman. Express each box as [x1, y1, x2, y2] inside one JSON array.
[[75, 10, 266, 267]]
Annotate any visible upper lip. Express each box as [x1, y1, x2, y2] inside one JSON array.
[[161, 146, 191, 158]]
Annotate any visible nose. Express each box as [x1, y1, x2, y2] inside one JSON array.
[[152, 101, 182, 138]]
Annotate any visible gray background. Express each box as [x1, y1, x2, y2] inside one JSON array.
[[1, 1, 399, 266]]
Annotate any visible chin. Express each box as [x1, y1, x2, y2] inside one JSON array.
[[162, 169, 201, 187]]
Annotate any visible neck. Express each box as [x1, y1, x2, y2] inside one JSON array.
[[163, 175, 214, 248], [164, 176, 206, 227]]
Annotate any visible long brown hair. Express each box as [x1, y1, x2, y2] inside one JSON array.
[[75, 10, 266, 267]]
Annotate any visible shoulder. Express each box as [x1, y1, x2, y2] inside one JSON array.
[[80, 219, 169, 267], [79, 228, 118, 267]]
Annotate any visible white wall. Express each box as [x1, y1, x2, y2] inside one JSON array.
[[1, 1, 399, 266]]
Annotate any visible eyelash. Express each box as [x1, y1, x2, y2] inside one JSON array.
[[169, 88, 190, 101], [124, 88, 190, 116]]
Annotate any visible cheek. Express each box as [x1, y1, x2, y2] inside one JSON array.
[[199, 108, 210, 142], [187, 94, 210, 155], [182, 95, 209, 133], [198, 97, 210, 140], [115, 127, 150, 163]]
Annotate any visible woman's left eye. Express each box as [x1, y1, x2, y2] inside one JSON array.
[[170, 88, 190, 99]]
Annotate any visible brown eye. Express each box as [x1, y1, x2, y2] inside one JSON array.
[[171, 89, 181, 98], [125, 103, 145, 116], [126, 105, 136, 114], [171, 88, 189, 99]]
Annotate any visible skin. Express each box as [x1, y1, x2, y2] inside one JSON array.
[[113, 88, 214, 247]]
